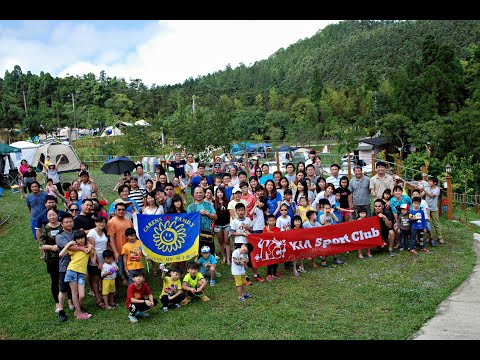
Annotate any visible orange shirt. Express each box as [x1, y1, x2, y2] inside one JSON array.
[[107, 216, 133, 254]]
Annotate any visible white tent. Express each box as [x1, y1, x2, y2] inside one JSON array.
[[9, 141, 41, 168], [101, 126, 123, 137], [32, 142, 81, 172], [134, 119, 150, 126]]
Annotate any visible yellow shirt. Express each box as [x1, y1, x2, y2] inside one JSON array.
[[298, 205, 315, 223], [67, 248, 94, 274], [121, 240, 144, 271], [160, 276, 182, 297]]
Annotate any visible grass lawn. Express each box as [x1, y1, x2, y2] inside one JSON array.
[[0, 169, 477, 340]]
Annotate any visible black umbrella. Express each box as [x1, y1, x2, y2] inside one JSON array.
[[100, 157, 137, 175]]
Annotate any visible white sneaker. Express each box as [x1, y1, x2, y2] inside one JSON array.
[[128, 315, 138, 323], [162, 307, 168, 312]]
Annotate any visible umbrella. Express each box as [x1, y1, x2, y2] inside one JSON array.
[[100, 157, 137, 175]]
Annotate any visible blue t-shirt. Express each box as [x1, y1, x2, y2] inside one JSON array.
[[266, 192, 282, 218], [190, 176, 213, 195], [224, 186, 233, 202], [390, 194, 412, 214], [187, 201, 216, 231], [197, 254, 217, 276], [26, 191, 48, 220], [333, 201, 342, 224], [259, 174, 274, 185], [410, 208, 426, 230]]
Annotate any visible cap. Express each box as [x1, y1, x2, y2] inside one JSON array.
[[251, 156, 259, 160], [113, 199, 126, 206], [201, 246, 211, 253], [213, 162, 221, 168], [232, 186, 241, 193], [376, 161, 387, 168], [400, 203, 410, 210]]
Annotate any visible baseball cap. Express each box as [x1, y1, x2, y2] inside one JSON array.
[[113, 199, 127, 207], [201, 246, 211, 253], [251, 156, 259, 160], [400, 203, 410, 210], [232, 186, 241, 193], [213, 162, 221, 168]]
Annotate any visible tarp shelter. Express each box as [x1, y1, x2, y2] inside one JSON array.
[[277, 145, 297, 152], [32, 142, 81, 173], [230, 142, 254, 156], [134, 119, 150, 126], [0, 144, 20, 176], [101, 126, 123, 137], [9, 141, 41, 168]]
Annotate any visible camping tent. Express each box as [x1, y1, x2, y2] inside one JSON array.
[[101, 126, 123, 137], [9, 141, 41, 168], [32, 142, 81, 172], [134, 119, 150, 126], [0, 144, 21, 176]]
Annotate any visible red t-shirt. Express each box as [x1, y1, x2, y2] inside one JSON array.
[[263, 225, 281, 233], [125, 282, 152, 309]]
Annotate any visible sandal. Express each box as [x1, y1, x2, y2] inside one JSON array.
[[96, 300, 106, 309], [438, 239, 446, 244], [152, 269, 158, 276]]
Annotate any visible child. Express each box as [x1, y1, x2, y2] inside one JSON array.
[[181, 261, 210, 305], [249, 196, 267, 282], [333, 189, 355, 224], [410, 196, 429, 253], [230, 202, 253, 284], [231, 243, 252, 302], [412, 188, 433, 246], [197, 246, 218, 286], [282, 189, 297, 220], [46, 178, 58, 197], [319, 204, 344, 267], [101, 249, 118, 310], [277, 203, 293, 270], [292, 215, 306, 276], [160, 267, 185, 312], [126, 271, 157, 323], [263, 214, 281, 281], [398, 203, 412, 252], [302, 210, 321, 268], [59, 230, 95, 320], [296, 196, 315, 223], [121, 228, 146, 286], [356, 210, 373, 259]]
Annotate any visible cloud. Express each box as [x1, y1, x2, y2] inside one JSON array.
[[0, 20, 339, 86]]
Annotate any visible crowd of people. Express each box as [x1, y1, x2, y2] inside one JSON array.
[[22, 148, 445, 323]]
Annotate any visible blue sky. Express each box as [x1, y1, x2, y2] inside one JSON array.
[[0, 20, 339, 86]]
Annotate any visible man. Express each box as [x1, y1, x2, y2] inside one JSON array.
[[259, 163, 274, 186], [188, 164, 212, 195], [305, 164, 318, 192], [209, 162, 224, 184], [373, 199, 396, 257], [26, 181, 48, 242], [305, 150, 317, 167], [422, 177, 445, 244], [237, 170, 248, 185], [325, 164, 342, 189], [135, 163, 152, 190], [108, 185, 141, 221], [163, 182, 175, 211], [73, 198, 96, 231], [79, 170, 98, 199], [187, 187, 217, 254], [284, 163, 296, 184], [154, 188, 168, 213], [35, 195, 68, 241], [107, 201, 134, 285], [167, 151, 186, 179], [128, 177, 146, 212], [184, 153, 199, 179], [348, 166, 371, 218], [370, 161, 395, 200]]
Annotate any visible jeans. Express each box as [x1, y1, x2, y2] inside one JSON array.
[[400, 229, 411, 250], [411, 229, 425, 249], [30, 219, 37, 240], [160, 293, 186, 307]]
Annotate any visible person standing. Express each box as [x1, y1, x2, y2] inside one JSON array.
[[135, 163, 153, 190], [370, 161, 395, 200], [348, 166, 371, 218], [39, 155, 65, 195], [187, 187, 217, 255], [26, 181, 48, 243], [423, 177, 445, 244]]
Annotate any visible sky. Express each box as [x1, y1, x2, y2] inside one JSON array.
[[0, 20, 339, 87]]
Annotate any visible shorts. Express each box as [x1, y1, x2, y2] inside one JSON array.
[[59, 271, 70, 293], [341, 209, 352, 217], [234, 274, 246, 287], [64, 270, 86, 286], [102, 279, 116, 295], [425, 220, 432, 232], [87, 264, 101, 276], [214, 224, 230, 233]]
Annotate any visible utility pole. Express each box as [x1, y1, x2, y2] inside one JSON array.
[[71, 93, 76, 140], [22, 90, 28, 116], [192, 95, 196, 114]]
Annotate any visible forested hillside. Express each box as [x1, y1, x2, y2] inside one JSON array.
[[1, 20, 480, 190]]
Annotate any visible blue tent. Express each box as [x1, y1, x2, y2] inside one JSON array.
[[277, 145, 297, 152], [230, 142, 254, 155]]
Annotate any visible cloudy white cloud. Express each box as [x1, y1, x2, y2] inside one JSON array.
[[0, 20, 339, 87]]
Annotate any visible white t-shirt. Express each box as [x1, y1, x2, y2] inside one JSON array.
[[313, 191, 336, 209], [252, 207, 265, 231], [87, 228, 109, 264], [276, 216, 291, 231], [230, 217, 253, 244], [101, 261, 118, 280], [142, 206, 163, 215], [228, 199, 248, 226], [231, 248, 246, 276]]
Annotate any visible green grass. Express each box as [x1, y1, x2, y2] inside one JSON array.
[[0, 169, 477, 339]]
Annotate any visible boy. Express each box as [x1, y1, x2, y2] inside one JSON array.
[[281, 188, 297, 220], [297, 196, 315, 223], [263, 214, 281, 281], [231, 244, 252, 302], [121, 228, 146, 286], [319, 204, 344, 266], [160, 267, 185, 312], [126, 271, 157, 323], [412, 188, 433, 246], [181, 261, 210, 305], [197, 246, 218, 286], [398, 204, 412, 252], [422, 177, 445, 244], [410, 196, 429, 253], [230, 202, 253, 284], [101, 249, 118, 310]]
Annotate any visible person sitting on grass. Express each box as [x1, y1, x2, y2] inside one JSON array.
[[180, 261, 210, 305], [160, 266, 185, 312], [126, 271, 158, 323], [197, 246, 218, 286]]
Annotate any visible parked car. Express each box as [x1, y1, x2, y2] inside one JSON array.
[[263, 161, 286, 173]]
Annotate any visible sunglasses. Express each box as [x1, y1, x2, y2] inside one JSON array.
[[70, 208, 79, 212]]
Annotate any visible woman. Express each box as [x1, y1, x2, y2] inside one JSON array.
[[39, 154, 65, 195], [214, 187, 231, 265], [294, 179, 311, 206], [277, 176, 291, 200], [87, 216, 109, 309], [205, 188, 214, 203], [248, 176, 259, 195], [229, 166, 239, 187], [68, 204, 80, 218], [19, 159, 30, 198], [315, 176, 327, 195], [296, 161, 306, 176], [264, 179, 282, 218], [291, 171, 305, 192], [142, 191, 163, 215], [338, 176, 352, 222], [66, 190, 81, 211], [249, 157, 260, 177]]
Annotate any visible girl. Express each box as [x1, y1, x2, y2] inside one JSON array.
[[294, 179, 309, 206], [304, 178, 316, 205], [296, 196, 315, 223], [277, 176, 290, 200], [276, 204, 292, 232], [382, 188, 392, 209], [87, 216, 109, 309], [214, 187, 231, 265], [173, 176, 188, 209], [39, 154, 65, 195], [229, 166, 240, 187], [39, 208, 63, 314], [248, 176, 259, 195], [296, 161, 306, 176], [143, 191, 163, 215], [19, 159, 30, 198], [92, 201, 108, 221], [338, 176, 353, 222], [248, 196, 267, 282], [168, 194, 187, 214], [291, 215, 306, 276], [154, 163, 167, 182], [264, 180, 282, 218], [314, 183, 336, 211], [59, 230, 95, 320], [45, 178, 58, 197], [291, 171, 305, 192], [356, 210, 373, 259], [315, 176, 327, 195]]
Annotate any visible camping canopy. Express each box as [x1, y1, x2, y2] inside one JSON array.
[[0, 144, 21, 155], [101, 126, 123, 137], [32, 142, 81, 172], [8, 141, 40, 168], [0, 144, 20, 176]]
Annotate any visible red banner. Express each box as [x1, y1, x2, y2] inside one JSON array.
[[247, 216, 383, 267]]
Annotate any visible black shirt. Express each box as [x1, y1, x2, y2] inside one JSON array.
[[73, 214, 96, 232]]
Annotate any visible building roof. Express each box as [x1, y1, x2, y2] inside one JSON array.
[[360, 136, 389, 147]]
